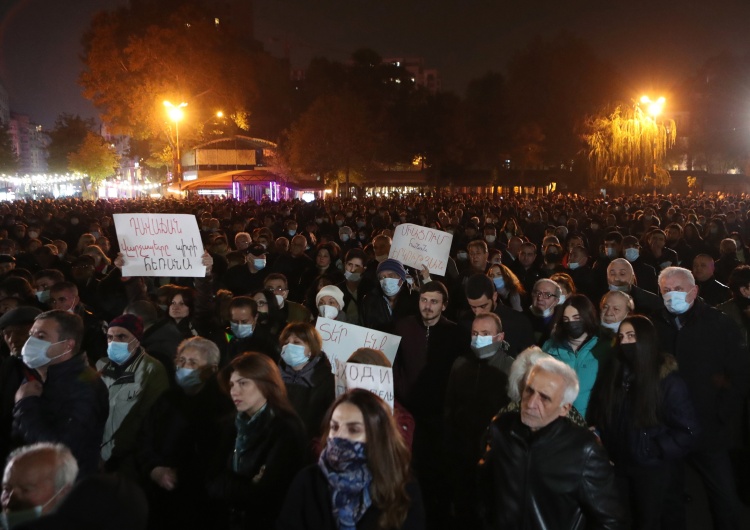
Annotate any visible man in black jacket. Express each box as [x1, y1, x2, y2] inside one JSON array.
[[654, 266, 750, 530], [11, 310, 109, 477], [479, 357, 624, 530]]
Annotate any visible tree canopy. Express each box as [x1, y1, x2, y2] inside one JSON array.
[[67, 131, 120, 186], [46, 114, 96, 173]]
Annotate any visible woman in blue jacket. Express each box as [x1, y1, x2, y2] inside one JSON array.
[[542, 294, 610, 418]]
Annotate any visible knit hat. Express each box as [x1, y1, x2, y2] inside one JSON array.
[[316, 285, 345, 309], [376, 258, 407, 282], [108, 314, 144, 341]]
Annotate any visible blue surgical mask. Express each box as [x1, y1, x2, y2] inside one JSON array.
[[380, 278, 401, 297], [624, 248, 640, 262], [663, 291, 691, 314], [231, 322, 254, 339], [344, 271, 361, 282], [175, 367, 203, 393], [471, 334, 501, 359], [492, 276, 505, 290], [340, 234, 350, 242], [253, 258, 266, 270], [35, 289, 50, 303], [287, 230, 296, 237], [568, 262, 580, 270], [281, 343, 309, 367], [600, 318, 621, 333], [107, 339, 135, 364], [609, 284, 629, 292]]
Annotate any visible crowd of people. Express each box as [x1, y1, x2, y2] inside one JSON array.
[[0, 192, 749, 530]]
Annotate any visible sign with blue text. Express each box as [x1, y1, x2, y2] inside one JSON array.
[[113, 213, 206, 277], [389, 223, 453, 276]]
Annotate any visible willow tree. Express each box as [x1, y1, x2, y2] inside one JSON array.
[[585, 105, 676, 189]]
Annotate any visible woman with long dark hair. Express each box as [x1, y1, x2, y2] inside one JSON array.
[[542, 294, 612, 418], [208, 352, 307, 529], [587, 315, 699, 530], [277, 389, 425, 529]]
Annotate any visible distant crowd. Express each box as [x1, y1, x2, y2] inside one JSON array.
[[0, 192, 749, 530]]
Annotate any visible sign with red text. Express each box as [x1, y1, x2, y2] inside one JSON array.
[[334, 361, 394, 411], [315, 317, 401, 373], [389, 223, 453, 276], [113, 213, 206, 277]]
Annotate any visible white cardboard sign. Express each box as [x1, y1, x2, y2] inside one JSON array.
[[113, 213, 206, 277], [315, 317, 401, 372], [334, 360, 394, 411], [389, 223, 453, 276]]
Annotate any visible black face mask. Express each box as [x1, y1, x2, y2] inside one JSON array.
[[545, 252, 561, 263], [563, 320, 585, 339], [618, 342, 638, 365]]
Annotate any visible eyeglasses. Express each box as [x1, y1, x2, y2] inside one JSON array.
[[531, 290, 558, 299], [267, 287, 288, 294]]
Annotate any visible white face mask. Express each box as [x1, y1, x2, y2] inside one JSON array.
[[318, 305, 339, 319], [600, 318, 621, 333], [21, 337, 68, 369], [275, 294, 285, 308]]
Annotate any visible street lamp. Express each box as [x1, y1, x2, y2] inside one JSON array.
[[163, 100, 187, 181], [639, 95, 666, 193]]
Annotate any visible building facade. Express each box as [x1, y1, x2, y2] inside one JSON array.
[[9, 112, 48, 173]]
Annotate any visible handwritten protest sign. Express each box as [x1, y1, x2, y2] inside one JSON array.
[[389, 223, 453, 276], [315, 317, 401, 373], [113, 213, 206, 277], [334, 361, 394, 411]]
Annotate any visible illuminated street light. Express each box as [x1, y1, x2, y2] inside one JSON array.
[[216, 111, 224, 118], [640, 95, 665, 118], [163, 100, 187, 181]]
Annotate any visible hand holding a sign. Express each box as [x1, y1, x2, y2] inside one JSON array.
[[201, 252, 213, 276], [114, 252, 125, 269], [419, 265, 431, 282]]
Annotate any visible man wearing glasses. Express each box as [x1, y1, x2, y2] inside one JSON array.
[[525, 278, 562, 345], [263, 273, 312, 323]]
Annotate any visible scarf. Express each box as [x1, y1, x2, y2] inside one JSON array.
[[318, 437, 373, 530], [233, 404, 268, 472]]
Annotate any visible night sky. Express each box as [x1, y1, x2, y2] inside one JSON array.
[[2, 0, 750, 128]]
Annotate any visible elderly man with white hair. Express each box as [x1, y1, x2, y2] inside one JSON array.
[[479, 356, 624, 530], [653, 266, 750, 530], [1, 443, 77, 527]]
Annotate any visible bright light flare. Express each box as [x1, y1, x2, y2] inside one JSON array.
[[640, 95, 665, 117], [163, 100, 188, 122]]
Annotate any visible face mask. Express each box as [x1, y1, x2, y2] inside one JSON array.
[[492, 276, 505, 290], [340, 234, 350, 242], [107, 339, 135, 364], [175, 367, 203, 393], [380, 278, 401, 297], [90, 231, 100, 239], [568, 262, 580, 270], [231, 322, 254, 339], [336, 220, 344, 227], [563, 320, 585, 339], [470, 335, 503, 359], [600, 318, 620, 333], [609, 284, 629, 292], [21, 337, 68, 369], [315, 218, 323, 224], [344, 271, 361, 282], [663, 291, 691, 314], [253, 258, 266, 270], [624, 248, 640, 262], [557, 294, 567, 305], [605, 247, 617, 258], [35, 289, 50, 303], [485, 235, 496, 243], [28, 231, 39, 239], [275, 294, 285, 308], [356, 221, 366, 228], [287, 230, 296, 237], [158, 304, 168, 312], [318, 305, 339, 319], [457, 251, 468, 261], [530, 305, 555, 318], [321, 437, 368, 472], [281, 343, 309, 367], [1, 505, 43, 529], [618, 342, 639, 365]]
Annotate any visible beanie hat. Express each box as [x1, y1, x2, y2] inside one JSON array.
[[108, 314, 144, 341], [376, 258, 407, 282], [316, 285, 345, 309]]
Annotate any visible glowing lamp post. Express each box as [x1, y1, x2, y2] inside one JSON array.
[[164, 100, 187, 181], [639, 95, 666, 193]]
